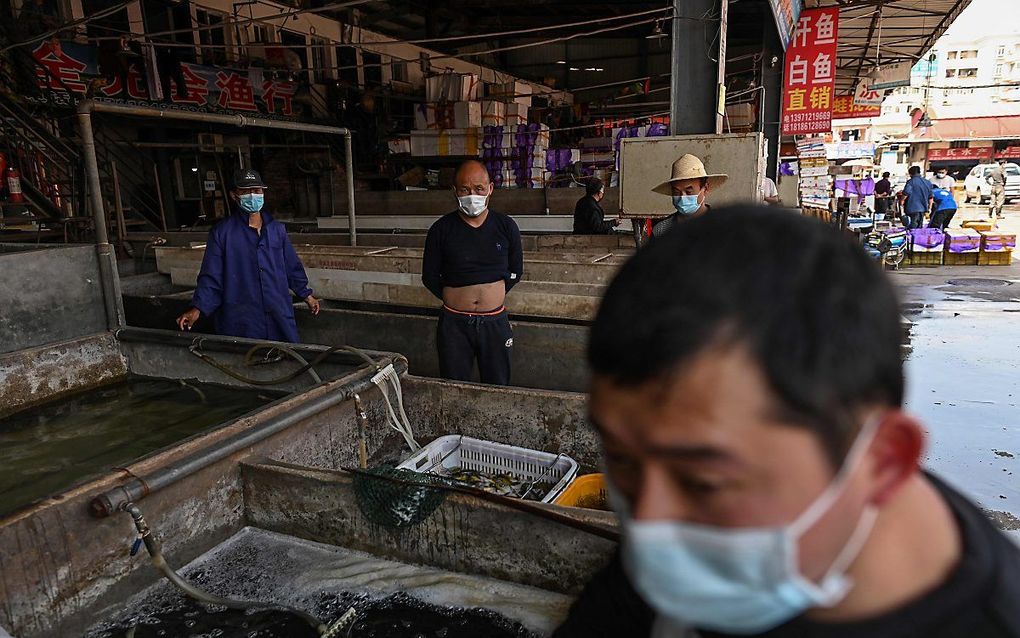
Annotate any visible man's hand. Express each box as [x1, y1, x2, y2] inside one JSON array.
[[305, 295, 321, 316], [612, 218, 622, 227], [177, 307, 200, 331]]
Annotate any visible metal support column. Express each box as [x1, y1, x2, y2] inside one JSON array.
[[77, 109, 125, 329], [344, 132, 357, 246], [670, 0, 728, 135], [761, 18, 785, 180]]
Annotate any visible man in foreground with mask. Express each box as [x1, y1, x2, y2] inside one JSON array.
[[421, 160, 523, 385], [176, 168, 319, 341], [554, 207, 1020, 638], [651, 154, 727, 237]]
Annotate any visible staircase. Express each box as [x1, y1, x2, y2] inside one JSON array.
[[0, 26, 165, 241]]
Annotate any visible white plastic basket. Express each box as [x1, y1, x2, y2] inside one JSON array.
[[397, 434, 579, 504]]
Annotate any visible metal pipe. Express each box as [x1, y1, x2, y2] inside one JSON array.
[[110, 160, 127, 246], [78, 100, 352, 137], [89, 351, 406, 517], [669, 0, 682, 135], [77, 108, 125, 329], [344, 132, 356, 247], [78, 109, 108, 245]]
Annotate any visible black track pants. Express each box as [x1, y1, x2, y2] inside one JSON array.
[[437, 307, 513, 386]]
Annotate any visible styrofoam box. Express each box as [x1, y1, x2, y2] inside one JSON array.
[[453, 101, 481, 129], [397, 434, 579, 503], [481, 100, 506, 126], [505, 102, 528, 125]]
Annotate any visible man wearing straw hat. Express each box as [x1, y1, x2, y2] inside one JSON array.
[[650, 154, 728, 237]]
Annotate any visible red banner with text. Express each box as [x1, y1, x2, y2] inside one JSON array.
[[832, 95, 882, 120], [781, 7, 839, 136]]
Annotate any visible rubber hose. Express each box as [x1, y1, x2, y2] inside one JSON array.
[[125, 504, 328, 634], [188, 341, 373, 387], [243, 344, 323, 385]]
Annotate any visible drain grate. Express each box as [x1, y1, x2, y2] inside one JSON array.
[[945, 278, 1013, 287]]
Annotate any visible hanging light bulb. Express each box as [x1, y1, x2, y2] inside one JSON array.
[[646, 20, 667, 40]]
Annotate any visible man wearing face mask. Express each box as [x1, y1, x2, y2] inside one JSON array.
[[650, 154, 728, 238], [554, 208, 1020, 638], [421, 160, 523, 386], [573, 177, 621, 234], [930, 167, 955, 190], [175, 168, 320, 341]]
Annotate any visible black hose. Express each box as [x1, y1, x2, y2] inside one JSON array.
[[123, 503, 329, 635], [188, 340, 379, 387]]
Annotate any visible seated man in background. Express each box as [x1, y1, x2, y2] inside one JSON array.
[[555, 207, 1020, 638], [573, 177, 620, 234]]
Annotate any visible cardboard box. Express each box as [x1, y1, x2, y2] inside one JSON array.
[[414, 103, 455, 130], [453, 101, 481, 128], [490, 80, 532, 106], [436, 128, 480, 156], [505, 102, 528, 125], [387, 137, 411, 154], [426, 73, 480, 102], [410, 131, 438, 156], [481, 100, 506, 126]]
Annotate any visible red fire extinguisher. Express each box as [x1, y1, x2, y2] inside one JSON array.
[[6, 166, 24, 203]]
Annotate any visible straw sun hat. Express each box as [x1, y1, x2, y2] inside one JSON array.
[[652, 154, 729, 195]]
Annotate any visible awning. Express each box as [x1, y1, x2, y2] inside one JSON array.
[[810, 0, 972, 95], [915, 116, 1020, 141]]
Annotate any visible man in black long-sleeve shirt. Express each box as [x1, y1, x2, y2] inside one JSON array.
[[573, 177, 620, 234], [422, 161, 523, 385]]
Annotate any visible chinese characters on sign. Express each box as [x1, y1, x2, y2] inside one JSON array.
[[781, 8, 839, 136], [832, 95, 881, 119], [32, 41, 298, 117]]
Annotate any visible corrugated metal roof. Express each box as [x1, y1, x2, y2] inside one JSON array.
[[811, 0, 973, 94]]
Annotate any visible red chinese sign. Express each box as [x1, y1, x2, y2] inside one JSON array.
[[781, 7, 839, 136], [928, 147, 992, 161], [832, 95, 881, 119], [31, 41, 297, 117]]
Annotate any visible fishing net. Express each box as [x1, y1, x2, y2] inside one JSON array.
[[351, 466, 459, 528]]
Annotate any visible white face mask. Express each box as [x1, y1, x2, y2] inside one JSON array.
[[612, 416, 881, 634], [457, 194, 488, 217]]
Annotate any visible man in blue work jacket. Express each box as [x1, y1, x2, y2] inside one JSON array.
[[898, 165, 933, 230], [176, 168, 320, 342]]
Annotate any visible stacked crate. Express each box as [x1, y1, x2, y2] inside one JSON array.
[[944, 228, 981, 265], [978, 231, 1016, 266], [907, 228, 945, 266]]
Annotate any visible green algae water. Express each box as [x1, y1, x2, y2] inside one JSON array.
[[0, 376, 280, 517]]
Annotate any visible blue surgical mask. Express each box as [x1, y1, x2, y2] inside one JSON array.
[[612, 417, 880, 634], [672, 193, 701, 215], [238, 193, 264, 214]]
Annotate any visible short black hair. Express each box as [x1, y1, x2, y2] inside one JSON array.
[[586, 177, 604, 197], [588, 207, 903, 466], [882, 172, 890, 178], [909, 166, 921, 176]]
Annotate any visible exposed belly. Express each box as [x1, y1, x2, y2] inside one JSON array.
[[442, 281, 506, 312]]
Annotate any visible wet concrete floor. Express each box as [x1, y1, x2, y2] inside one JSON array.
[[894, 204, 1020, 540]]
